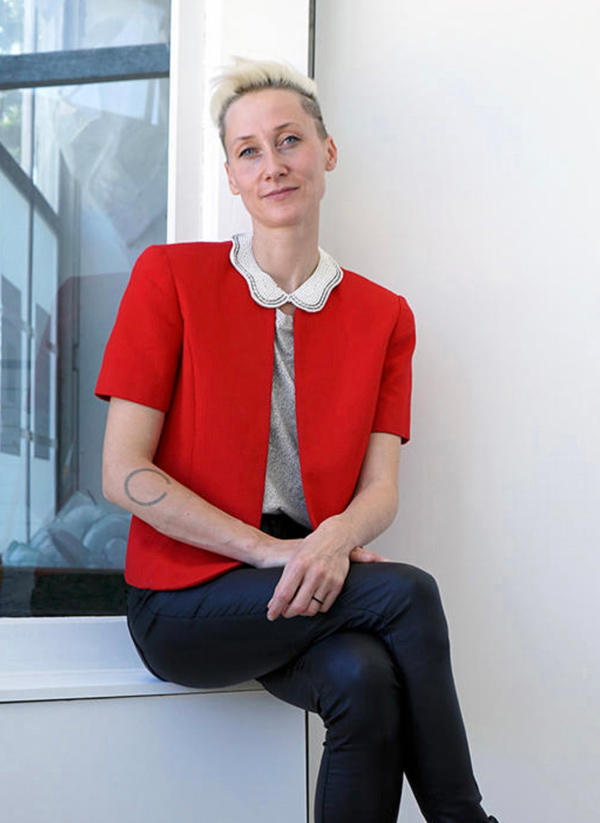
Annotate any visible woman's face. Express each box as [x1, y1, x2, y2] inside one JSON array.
[[223, 88, 337, 232]]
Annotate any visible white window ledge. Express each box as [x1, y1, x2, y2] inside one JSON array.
[[0, 616, 261, 704]]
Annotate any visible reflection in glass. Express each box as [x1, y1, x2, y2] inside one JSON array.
[[0, 276, 23, 456], [46, 79, 168, 248], [0, 66, 168, 615], [0, 89, 24, 167], [34, 304, 51, 460]]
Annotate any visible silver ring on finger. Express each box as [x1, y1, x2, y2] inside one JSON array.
[[311, 595, 324, 605]]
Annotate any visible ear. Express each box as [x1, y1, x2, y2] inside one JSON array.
[[225, 161, 240, 196], [324, 136, 338, 172]]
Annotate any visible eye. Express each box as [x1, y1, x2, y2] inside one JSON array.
[[281, 134, 300, 147], [238, 146, 257, 158]]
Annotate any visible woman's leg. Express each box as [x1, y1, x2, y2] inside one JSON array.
[[259, 630, 405, 823], [128, 562, 489, 823]]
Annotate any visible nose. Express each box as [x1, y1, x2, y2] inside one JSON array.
[[262, 145, 288, 180]]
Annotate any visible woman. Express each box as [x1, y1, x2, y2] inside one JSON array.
[[96, 58, 498, 823]]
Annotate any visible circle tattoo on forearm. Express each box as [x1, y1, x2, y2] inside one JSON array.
[[124, 468, 172, 506]]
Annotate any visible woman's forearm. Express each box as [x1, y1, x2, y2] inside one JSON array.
[[320, 479, 398, 555], [103, 459, 281, 567], [102, 398, 291, 568], [318, 431, 402, 554]]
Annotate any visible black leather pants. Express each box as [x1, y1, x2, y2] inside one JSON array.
[[127, 515, 489, 823]]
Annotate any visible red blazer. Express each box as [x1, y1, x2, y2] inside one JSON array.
[[95, 241, 415, 590]]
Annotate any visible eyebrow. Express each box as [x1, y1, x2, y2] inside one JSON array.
[[231, 122, 301, 146]]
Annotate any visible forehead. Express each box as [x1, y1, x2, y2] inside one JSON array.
[[224, 88, 314, 143]]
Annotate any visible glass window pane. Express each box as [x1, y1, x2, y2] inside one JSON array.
[[1, 0, 170, 55], [0, 171, 28, 555], [30, 212, 57, 535], [1, 275, 24, 457], [0, 71, 169, 616], [0, 168, 29, 293], [0, 0, 25, 55], [74, 0, 170, 49], [0, 89, 26, 168], [32, 87, 59, 208]]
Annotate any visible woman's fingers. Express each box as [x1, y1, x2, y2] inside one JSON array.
[[304, 588, 337, 615], [267, 547, 388, 619], [282, 593, 323, 619], [267, 522, 371, 620], [271, 573, 335, 620], [283, 576, 343, 618], [267, 564, 305, 621], [267, 552, 348, 621], [349, 546, 390, 563]]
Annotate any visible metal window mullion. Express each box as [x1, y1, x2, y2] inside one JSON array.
[[0, 43, 170, 90], [308, 0, 316, 79]]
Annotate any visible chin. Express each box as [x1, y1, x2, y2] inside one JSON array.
[[266, 201, 321, 227], [257, 208, 310, 230]]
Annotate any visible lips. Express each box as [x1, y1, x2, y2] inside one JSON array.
[[262, 187, 298, 199]]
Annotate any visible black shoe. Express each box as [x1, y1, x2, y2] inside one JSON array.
[[488, 817, 500, 823]]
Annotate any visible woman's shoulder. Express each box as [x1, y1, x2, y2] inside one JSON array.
[[141, 240, 233, 269], [128, 241, 236, 296], [338, 266, 411, 315]]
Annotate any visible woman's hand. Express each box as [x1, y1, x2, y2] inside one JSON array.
[[265, 432, 401, 620], [266, 517, 389, 621]]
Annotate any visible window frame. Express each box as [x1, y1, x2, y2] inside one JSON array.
[[0, 44, 169, 90]]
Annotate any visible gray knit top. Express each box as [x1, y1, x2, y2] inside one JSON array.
[[229, 233, 343, 527]]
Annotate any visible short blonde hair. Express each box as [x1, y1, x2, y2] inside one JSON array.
[[210, 57, 328, 151]]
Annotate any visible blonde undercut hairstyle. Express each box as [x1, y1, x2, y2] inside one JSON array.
[[210, 57, 328, 153]]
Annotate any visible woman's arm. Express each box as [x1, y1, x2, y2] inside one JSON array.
[[329, 429, 401, 548], [266, 431, 401, 620], [102, 397, 291, 567]]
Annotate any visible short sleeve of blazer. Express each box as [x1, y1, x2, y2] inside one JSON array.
[[371, 296, 416, 443], [95, 245, 183, 411]]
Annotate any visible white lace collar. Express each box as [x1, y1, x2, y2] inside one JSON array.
[[229, 233, 343, 313]]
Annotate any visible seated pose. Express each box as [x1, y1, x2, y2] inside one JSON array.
[[96, 57, 499, 823]]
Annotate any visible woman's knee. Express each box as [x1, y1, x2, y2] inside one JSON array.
[[376, 561, 442, 612], [384, 562, 439, 601], [369, 563, 451, 658], [401, 565, 452, 655], [348, 560, 440, 608], [309, 632, 403, 739]]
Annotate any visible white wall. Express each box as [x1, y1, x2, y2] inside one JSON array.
[[315, 2, 600, 822]]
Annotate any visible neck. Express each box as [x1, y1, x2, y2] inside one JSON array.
[[251, 221, 320, 294]]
